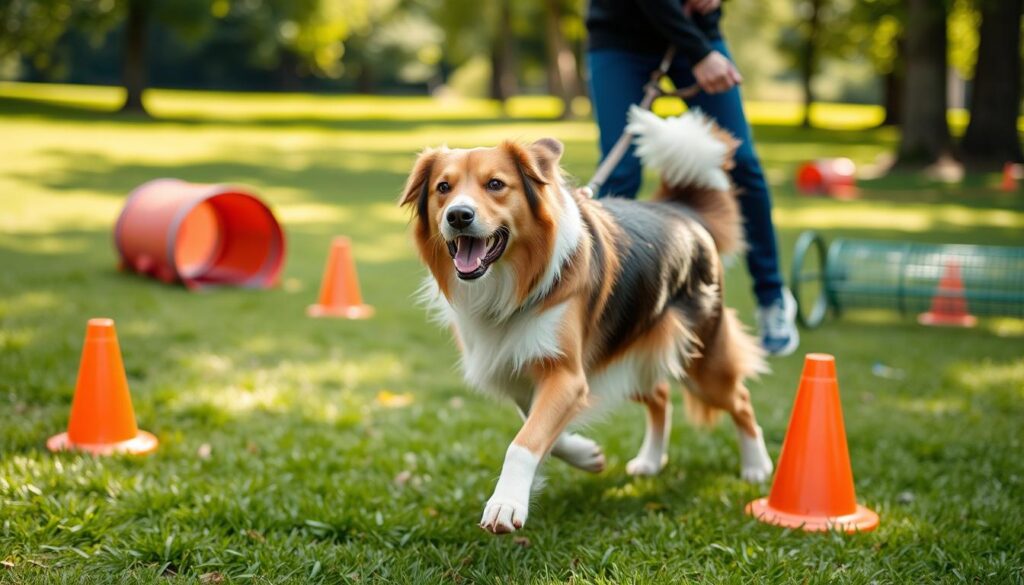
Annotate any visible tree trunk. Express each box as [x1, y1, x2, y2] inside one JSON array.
[[895, 0, 951, 166], [961, 0, 1024, 168], [489, 0, 519, 102], [880, 70, 902, 126], [801, 0, 823, 128], [119, 0, 148, 115], [880, 36, 904, 127], [543, 0, 581, 119], [276, 51, 302, 92], [356, 62, 375, 94]]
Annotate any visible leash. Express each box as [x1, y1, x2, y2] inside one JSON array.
[[583, 47, 701, 197]]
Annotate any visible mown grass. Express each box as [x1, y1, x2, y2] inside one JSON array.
[[1, 83, 1022, 584]]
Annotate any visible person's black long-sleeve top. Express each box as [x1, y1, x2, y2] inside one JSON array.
[[586, 0, 722, 64]]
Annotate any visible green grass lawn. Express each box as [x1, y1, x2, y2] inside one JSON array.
[[1, 83, 1023, 584]]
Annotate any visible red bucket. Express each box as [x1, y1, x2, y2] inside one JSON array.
[[114, 179, 285, 289], [795, 158, 857, 198]]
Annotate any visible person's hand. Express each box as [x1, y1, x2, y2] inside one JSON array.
[[693, 50, 742, 94], [688, 0, 721, 15]]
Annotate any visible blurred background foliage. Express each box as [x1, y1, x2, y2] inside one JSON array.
[[0, 0, 1000, 100], [0, 0, 1021, 166]]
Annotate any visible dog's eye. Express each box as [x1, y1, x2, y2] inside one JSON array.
[[486, 178, 505, 191], [437, 181, 451, 194]]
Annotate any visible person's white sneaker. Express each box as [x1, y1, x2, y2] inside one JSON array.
[[757, 288, 800, 357]]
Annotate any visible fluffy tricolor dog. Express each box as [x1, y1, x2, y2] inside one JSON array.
[[400, 106, 774, 534]]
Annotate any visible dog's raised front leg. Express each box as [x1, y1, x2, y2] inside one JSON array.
[[515, 400, 605, 474], [480, 365, 588, 534], [551, 432, 606, 473]]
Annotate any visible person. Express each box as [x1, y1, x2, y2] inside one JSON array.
[[585, 0, 799, 356]]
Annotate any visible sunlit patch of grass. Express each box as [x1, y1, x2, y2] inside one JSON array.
[[773, 200, 1024, 233], [951, 357, 1024, 396], [0, 327, 36, 351], [0, 82, 561, 123], [746, 102, 885, 130], [890, 396, 969, 416], [275, 201, 352, 225], [988, 317, 1024, 338], [0, 291, 61, 317]]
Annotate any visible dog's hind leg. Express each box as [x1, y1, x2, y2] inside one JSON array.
[[685, 311, 774, 483], [626, 381, 672, 476]]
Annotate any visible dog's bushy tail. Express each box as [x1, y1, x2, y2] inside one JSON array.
[[682, 307, 768, 427], [627, 105, 744, 255]]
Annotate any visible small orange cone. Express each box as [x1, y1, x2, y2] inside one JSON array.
[[1000, 162, 1018, 192], [47, 319, 158, 455], [307, 236, 374, 319], [918, 259, 977, 328], [747, 354, 878, 533]]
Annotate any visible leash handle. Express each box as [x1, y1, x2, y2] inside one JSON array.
[[584, 47, 700, 197]]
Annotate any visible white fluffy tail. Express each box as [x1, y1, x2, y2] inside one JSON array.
[[627, 106, 735, 191], [626, 105, 745, 255]]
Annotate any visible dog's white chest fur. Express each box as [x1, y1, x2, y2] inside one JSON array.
[[420, 184, 584, 398], [458, 301, 567, 391], [425, 272, 568, 396]]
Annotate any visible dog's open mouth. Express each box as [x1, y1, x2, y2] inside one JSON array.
[[446, 228, 509, 280]]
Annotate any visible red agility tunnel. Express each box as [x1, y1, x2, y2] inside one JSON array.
[[114, 179, 285, 289], [795, 158, 857, 198]]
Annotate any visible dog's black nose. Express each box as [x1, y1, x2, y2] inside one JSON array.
[[446, 205, 475, 229]]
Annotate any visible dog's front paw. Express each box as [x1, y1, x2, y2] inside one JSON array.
[[551, 433, 606, 473], [480, 498, 528, 534], [740, 458, 773, 483], [626, 453, 667, 476]]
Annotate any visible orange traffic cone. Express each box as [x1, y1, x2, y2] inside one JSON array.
[[47, 319, 158, 455], [1000, 162, 1018, 192], [746, 354, 878, 533], [918, 259, 977, 327], [307, 236, 374, 319]]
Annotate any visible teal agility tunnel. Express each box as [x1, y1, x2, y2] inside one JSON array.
[[790, 231, 1024, 328]]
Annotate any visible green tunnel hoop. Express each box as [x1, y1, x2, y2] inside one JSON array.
[[790, 230, 831, 328], [789, 231, 1024, 328]]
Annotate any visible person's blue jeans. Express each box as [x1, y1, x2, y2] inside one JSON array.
[[588, 43, 784, 307]]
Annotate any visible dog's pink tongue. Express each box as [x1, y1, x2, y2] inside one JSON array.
[[454, 236, 486, 273]]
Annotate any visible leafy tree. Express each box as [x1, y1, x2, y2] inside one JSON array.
[[896, 0, 951, 167], [961, 0, 1024, 167], [118, 0, 212, 113], [0, 0, 121, 78], [341, 1, 442, 93], [1, 0, 377, 114], [846, 0, 904, 125], [489, 0, 519, 101], [543, 0, 583, 117], [0, 0, 211, 114], [230, 0, 385, 80], [778, 0, 909, 127], [778, 0, 826, 127], [433, 0, 525, 103]]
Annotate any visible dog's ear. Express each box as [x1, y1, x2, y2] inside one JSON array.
[[528, 138, 564, 181], [503, 141, 548, 216], [400, 149, 439, 209]]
